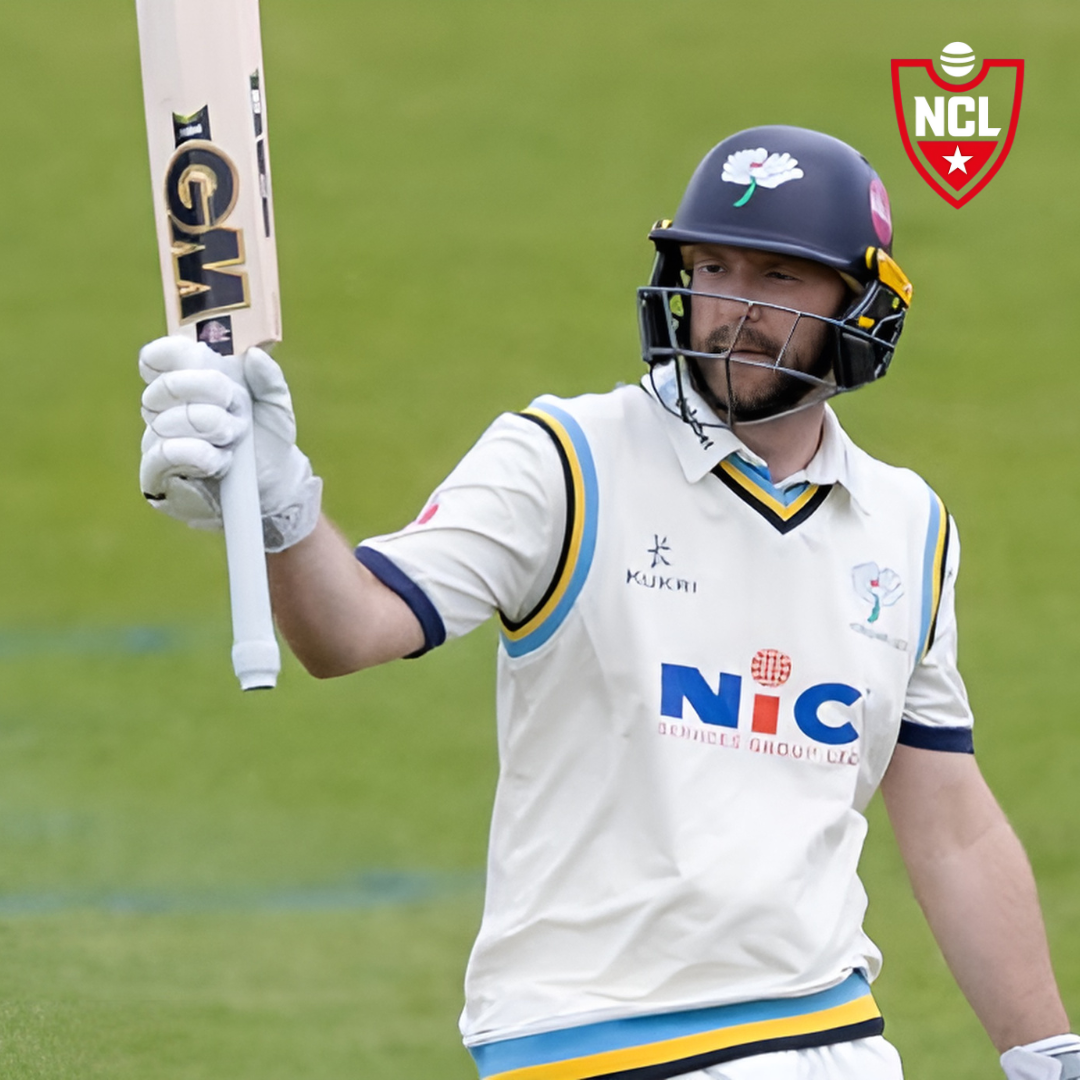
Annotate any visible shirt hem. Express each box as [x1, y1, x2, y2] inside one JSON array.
[[468, 972, 881, 1079]]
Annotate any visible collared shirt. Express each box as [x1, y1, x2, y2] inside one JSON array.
[[358, 376, 973, 1062], [643, 360, 870, 509], [358, 376, 971, 734], [361, 367, 870, 639]]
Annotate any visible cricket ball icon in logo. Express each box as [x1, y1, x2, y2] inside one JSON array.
[[891, 42, 1023, 208], [750, 649, 792, 689]]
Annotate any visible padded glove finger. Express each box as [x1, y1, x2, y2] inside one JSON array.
[[141, 368, 249, 421], [140, 430, 229, 532], [145, 475, 223, 531], [138, 335, 218, 384], [146, 403, 249, 447], [140, 437, 232, 495]]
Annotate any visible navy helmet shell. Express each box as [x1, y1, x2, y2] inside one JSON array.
[[650, 125, 894, 284], [639, 125, 912, 413]]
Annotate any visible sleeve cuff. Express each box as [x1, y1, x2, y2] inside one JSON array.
[[355, 546, 447, 658], [897, 719, 974, 753]]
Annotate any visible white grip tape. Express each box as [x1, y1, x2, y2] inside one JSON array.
[[219, 397, 281, 691], [231, 639, 282, 692]]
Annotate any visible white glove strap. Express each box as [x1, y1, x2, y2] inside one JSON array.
[[1002, 1035, 1080, 1080]]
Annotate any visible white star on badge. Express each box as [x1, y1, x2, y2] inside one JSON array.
[[944, 145, 974, 174]]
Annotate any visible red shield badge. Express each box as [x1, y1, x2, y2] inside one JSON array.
[[891, 45, 1024, 208]]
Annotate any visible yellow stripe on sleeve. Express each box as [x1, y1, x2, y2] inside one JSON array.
[[500, 407, 585, 643], [923, 493, 949, 658]]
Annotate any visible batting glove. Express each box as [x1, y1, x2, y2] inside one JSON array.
[[139, 336, 322, 552], [1002, 1035, 1080, 1080]]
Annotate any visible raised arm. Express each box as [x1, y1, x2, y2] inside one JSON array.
[[139, 337, 567, 682], [880, 744, 1069, 1052], [268, 515, 423, 676]]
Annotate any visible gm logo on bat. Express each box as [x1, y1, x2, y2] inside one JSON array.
[[164, 129, 251, 323], [661, 649, 861, 746]]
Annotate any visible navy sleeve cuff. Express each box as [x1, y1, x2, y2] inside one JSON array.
[[355, 546, 447, 658], [897, 719, 974, 753]]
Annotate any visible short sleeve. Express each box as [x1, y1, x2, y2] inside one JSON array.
[[899, 516, 975, 752], [357, 413, 567, 649]]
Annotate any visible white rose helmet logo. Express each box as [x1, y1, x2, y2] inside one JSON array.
[[722, 148, 805, 207]]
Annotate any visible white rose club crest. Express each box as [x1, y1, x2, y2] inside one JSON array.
[[891, 42, 1024, 208], [721, 150, 804, 206]]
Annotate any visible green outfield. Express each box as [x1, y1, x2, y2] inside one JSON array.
[[1, 0, 1079, 1075]]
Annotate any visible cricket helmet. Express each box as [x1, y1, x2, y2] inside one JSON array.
[[638, 125, 913, 426]]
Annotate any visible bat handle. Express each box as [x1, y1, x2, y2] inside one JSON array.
[[220, 421, 281, 690]]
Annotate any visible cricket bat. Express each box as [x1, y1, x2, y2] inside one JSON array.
[[136, 0, 282, 690]]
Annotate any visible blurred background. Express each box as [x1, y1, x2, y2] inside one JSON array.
[[1, 1, 1077, 1075]]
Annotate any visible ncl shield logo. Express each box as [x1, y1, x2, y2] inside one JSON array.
[[891, 42, 1023, 208]]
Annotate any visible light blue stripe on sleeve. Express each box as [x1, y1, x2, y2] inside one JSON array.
[[501, 400, 599, 658], [916, 488, 943, 659]]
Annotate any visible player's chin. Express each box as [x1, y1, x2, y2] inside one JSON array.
[[707, 370, 821, 423], [699, 358, 771, 394]]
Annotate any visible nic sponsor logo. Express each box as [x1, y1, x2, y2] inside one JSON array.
[[891, 42, 1023, 207], [658, 650, 862, 763]]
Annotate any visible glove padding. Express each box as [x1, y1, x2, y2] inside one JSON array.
[[139, 336, 322, 551], [1002, 1035, 1080, 1080]]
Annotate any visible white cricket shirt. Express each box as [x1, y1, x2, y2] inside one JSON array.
[[357, 364, 973, 1080]]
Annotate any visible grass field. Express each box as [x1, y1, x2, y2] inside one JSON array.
[[2, 1, 1079, 1076]]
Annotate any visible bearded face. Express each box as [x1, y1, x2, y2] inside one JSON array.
[[683, 244, 848, 423]]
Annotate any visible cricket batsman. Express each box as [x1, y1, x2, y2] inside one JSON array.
[[138, 126, 1078, 1079]]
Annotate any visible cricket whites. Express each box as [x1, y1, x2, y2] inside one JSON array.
[[136, 0, 282, 690]]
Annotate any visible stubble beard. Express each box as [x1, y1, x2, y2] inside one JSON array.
[[690, 321, 834, 424]]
